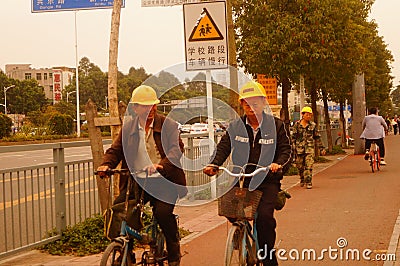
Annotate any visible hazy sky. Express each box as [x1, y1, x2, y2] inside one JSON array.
[[1, 0, 399, 88]]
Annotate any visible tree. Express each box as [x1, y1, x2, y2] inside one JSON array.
[[390, 85, 400, 113], [66, 57, 108, 112], [0, 113, 12, 138], [6, 79, 47, 115], [48, 113, 74, 135]]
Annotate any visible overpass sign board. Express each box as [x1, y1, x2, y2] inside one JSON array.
[[32, 0, 125, 13]]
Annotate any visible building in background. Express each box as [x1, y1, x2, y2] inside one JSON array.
[[5, 64, 74, 104]]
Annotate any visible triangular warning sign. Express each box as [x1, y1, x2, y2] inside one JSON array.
[[189, 8, 224, 42]]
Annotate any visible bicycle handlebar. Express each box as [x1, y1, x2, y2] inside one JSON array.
[[94, 168, 146, 178], [216, 166, 270, 177]]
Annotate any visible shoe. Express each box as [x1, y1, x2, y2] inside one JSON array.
[[306, 183, 313, 189], [300, 178, 305, 187], [380, 159, 387, 165], [364, 150, 369, 160]]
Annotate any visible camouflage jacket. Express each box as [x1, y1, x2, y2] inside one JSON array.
[[292, 120, 322, 154]]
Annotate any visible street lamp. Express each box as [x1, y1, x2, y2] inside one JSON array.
[[66, 91, 76, 103], [4, 85, 15, 115]]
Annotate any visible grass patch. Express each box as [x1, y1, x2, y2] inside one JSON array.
[[37, 214, 109, 256], [38, 212, 192, 256], [314, 156, 331, 163], [326, 145, 347, 155]]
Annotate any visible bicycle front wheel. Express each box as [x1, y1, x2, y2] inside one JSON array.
[[155, 230, 167, 265], [225, 225, 246, 266], [375, 151, 380, 171], [370, 153, 375, 173], [100, 241, 130, 266]]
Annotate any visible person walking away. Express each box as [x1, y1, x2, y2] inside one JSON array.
[[97, 85, 187, 266], [360, 107, 388, 165], [292, 106, 326, 189], [203, 81, 292, 266], [392, 116, 398, 135], [397, 116, 400, 135]]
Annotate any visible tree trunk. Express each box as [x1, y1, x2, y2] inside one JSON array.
[[108, 0, 123, 142], [322, 89, 332, 152], [339, 101, 346, 148], [310, 80, 320, 157], [281, 76, 291, 130]]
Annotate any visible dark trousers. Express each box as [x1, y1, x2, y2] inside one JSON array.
[[115, 186, 180, 263], [255, 182, 280, 266], [365, 138, 385, 159]]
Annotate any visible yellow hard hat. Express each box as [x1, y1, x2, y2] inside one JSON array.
[[301, 106, 313, 114], [130, 85, 160, 105], [238, 81, 267, 100]]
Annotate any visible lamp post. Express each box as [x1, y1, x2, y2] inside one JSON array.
[[66, 91, 76, 103], [4, 85, 15, 115]]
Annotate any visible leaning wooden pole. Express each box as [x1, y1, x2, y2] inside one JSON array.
[[86, 99, 110, 213]]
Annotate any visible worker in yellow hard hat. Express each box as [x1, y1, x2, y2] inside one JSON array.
[[204, 80, 292, 265], [301, 106, 313, 114], [97, 85, 185, 266], [292, 106, 325, 189]]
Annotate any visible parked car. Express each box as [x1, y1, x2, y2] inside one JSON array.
[[179, 124, 192, 134], [190, 123, 209, 134]]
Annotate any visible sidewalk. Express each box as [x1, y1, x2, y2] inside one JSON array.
[[1, 149, 398, 265]]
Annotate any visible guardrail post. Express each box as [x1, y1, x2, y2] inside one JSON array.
[[53, 144, 67, 232], [187, 136, 195, 201]]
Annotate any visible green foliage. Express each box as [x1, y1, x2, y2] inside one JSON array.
[[232, 0, 393, 112], [38, 214, 110, 256], [5, 79, 47, 115], [314, 156, 331, 163], [37, 211, 191, 257], [327, 145, 347, 155], [0, 114, 12, 138], [48, 113, 74, 135]]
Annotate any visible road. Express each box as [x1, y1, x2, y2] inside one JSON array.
[[1, 135, 399, 265], [0, 145, 111, 169], [180, 134, 400, 265]]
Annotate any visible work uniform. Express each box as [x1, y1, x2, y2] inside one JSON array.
[[292, 119, 321, 185], [209, 113, 292, 266], [100, 112, 186, 263]]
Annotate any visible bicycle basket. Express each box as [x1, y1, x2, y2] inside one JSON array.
[[218, 187, 262, 220]]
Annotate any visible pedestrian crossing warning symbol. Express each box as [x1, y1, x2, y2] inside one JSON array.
[[189, 8, 224, 42]]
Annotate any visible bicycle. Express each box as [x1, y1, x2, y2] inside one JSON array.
[[335, 133, 354, 147], [95, 169, 170, 266], [368, 141, 380, 173], [212, 165, 272, 266]]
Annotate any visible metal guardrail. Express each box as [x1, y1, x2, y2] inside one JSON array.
[[0, 140, 112, 259], [0, 133, 225, 259]]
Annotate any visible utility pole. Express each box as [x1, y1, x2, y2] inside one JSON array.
[[108, 0, 123, 141], [4, 85, 15, 115], [352, 74, 366, 155]]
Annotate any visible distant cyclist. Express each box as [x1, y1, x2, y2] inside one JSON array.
[[360, 107, 388, 165]]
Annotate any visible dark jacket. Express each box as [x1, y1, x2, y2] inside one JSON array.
[[101, 113, 187, 197], [210, 113, 292, 189]]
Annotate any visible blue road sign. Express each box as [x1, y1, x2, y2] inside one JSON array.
[[32, 0, 125, 13]]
